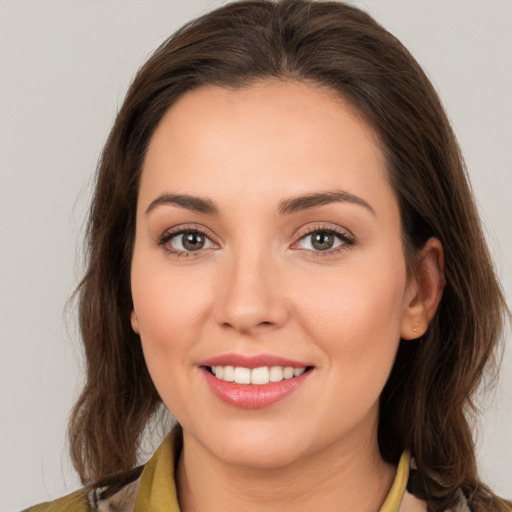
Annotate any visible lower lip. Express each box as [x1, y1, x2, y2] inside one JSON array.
[[202, 368, 312, 409]]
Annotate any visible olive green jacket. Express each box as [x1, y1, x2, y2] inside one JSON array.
[[22, 430, 478, 512]]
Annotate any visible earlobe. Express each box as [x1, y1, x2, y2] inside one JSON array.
[[401, 237, 445, 340], [131, 309, 140, 334]]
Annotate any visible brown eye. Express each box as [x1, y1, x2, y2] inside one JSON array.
[[311, 232, 335, 250], [295, 228, 353, 254], [163, 230, 214, 253], [181, 232, 205, 251]]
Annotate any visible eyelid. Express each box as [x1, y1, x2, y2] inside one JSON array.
[[156, 222, 354, 257], [294, 223, 354, 241], [291, 223, 355, 254], [157, 223, 219, 255]]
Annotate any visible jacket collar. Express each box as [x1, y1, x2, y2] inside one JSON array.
[[96, 426, 467, 512]]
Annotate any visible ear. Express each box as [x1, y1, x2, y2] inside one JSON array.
[[131, 308, 140, 334], [401, 237, 445, 340]]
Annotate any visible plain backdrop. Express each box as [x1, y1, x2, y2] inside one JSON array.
[[0, 1, 511, 510]]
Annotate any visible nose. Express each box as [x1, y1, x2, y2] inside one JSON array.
[[214, 248, 289, 334]]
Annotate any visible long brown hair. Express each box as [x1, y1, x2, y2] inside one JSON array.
[[69, 1, 509, 510]]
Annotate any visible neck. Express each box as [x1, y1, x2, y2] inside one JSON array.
[[176, 415, 396, 512]]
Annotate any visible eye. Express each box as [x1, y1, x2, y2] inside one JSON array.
[[160, 229, 215, 254], [294, 227, 354, 253]]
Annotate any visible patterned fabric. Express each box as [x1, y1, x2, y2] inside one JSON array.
[[23, 429, 474, 512]]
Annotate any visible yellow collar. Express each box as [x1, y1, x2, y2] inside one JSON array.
[[134, 427, 182, 512], [134, 427, 411, 512], [379, 451, 410, 511]]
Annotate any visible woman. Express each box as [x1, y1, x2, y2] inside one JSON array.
[[24, 1, 510, 511]]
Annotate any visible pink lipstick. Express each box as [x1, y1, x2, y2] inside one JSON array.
[[199, 353, 313, 409]]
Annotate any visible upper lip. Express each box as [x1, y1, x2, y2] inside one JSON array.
[[200, 353, 312, 369]]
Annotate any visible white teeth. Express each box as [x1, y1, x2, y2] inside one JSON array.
[[283, 367, 294, 379], [223, 365, 235, 382], [269, 366, 283, 382], [210, 365, 307, 384], [234, 367, 251, 384], [251, 367, 270, 385]]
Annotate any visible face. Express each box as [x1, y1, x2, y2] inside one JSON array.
[[131, 80, 419, 469]]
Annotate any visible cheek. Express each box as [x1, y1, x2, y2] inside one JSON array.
[[130, 254, 213, 381], [293, 259, 406, 437], [130, 257, 218, 422], [297, 252, 406, 383], [302, 258, 404, 331]]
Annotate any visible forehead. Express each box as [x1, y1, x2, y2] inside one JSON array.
[[140, 80, 392, 213]]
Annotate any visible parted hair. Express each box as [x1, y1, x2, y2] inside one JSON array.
[[69, 1, 509, 510]]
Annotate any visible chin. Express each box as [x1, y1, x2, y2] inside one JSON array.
[[204, 426, 310, 470], [218, 444, 300, 470]]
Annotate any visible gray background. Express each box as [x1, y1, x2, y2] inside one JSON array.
[[0, 1, 510, 510]]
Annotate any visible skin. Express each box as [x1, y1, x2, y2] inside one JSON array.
[[130, 80, 444, 512]]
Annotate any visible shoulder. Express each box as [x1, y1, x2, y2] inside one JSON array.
[[21, 469, 142, 512], [21, 489, 92, 512], [20, 429, 177, 512]]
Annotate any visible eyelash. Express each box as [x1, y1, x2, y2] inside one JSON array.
[[158, 224, 215, 258], [293, 224, 355, 257], [158, 224, 355, 258]]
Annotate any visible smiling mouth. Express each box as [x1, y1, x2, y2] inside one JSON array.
[[205, 365, 313, 385]]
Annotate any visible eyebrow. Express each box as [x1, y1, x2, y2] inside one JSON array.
[[277, 190, 375, 216], [146, 193, 218, 215], [145, 190, 375, 216]]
